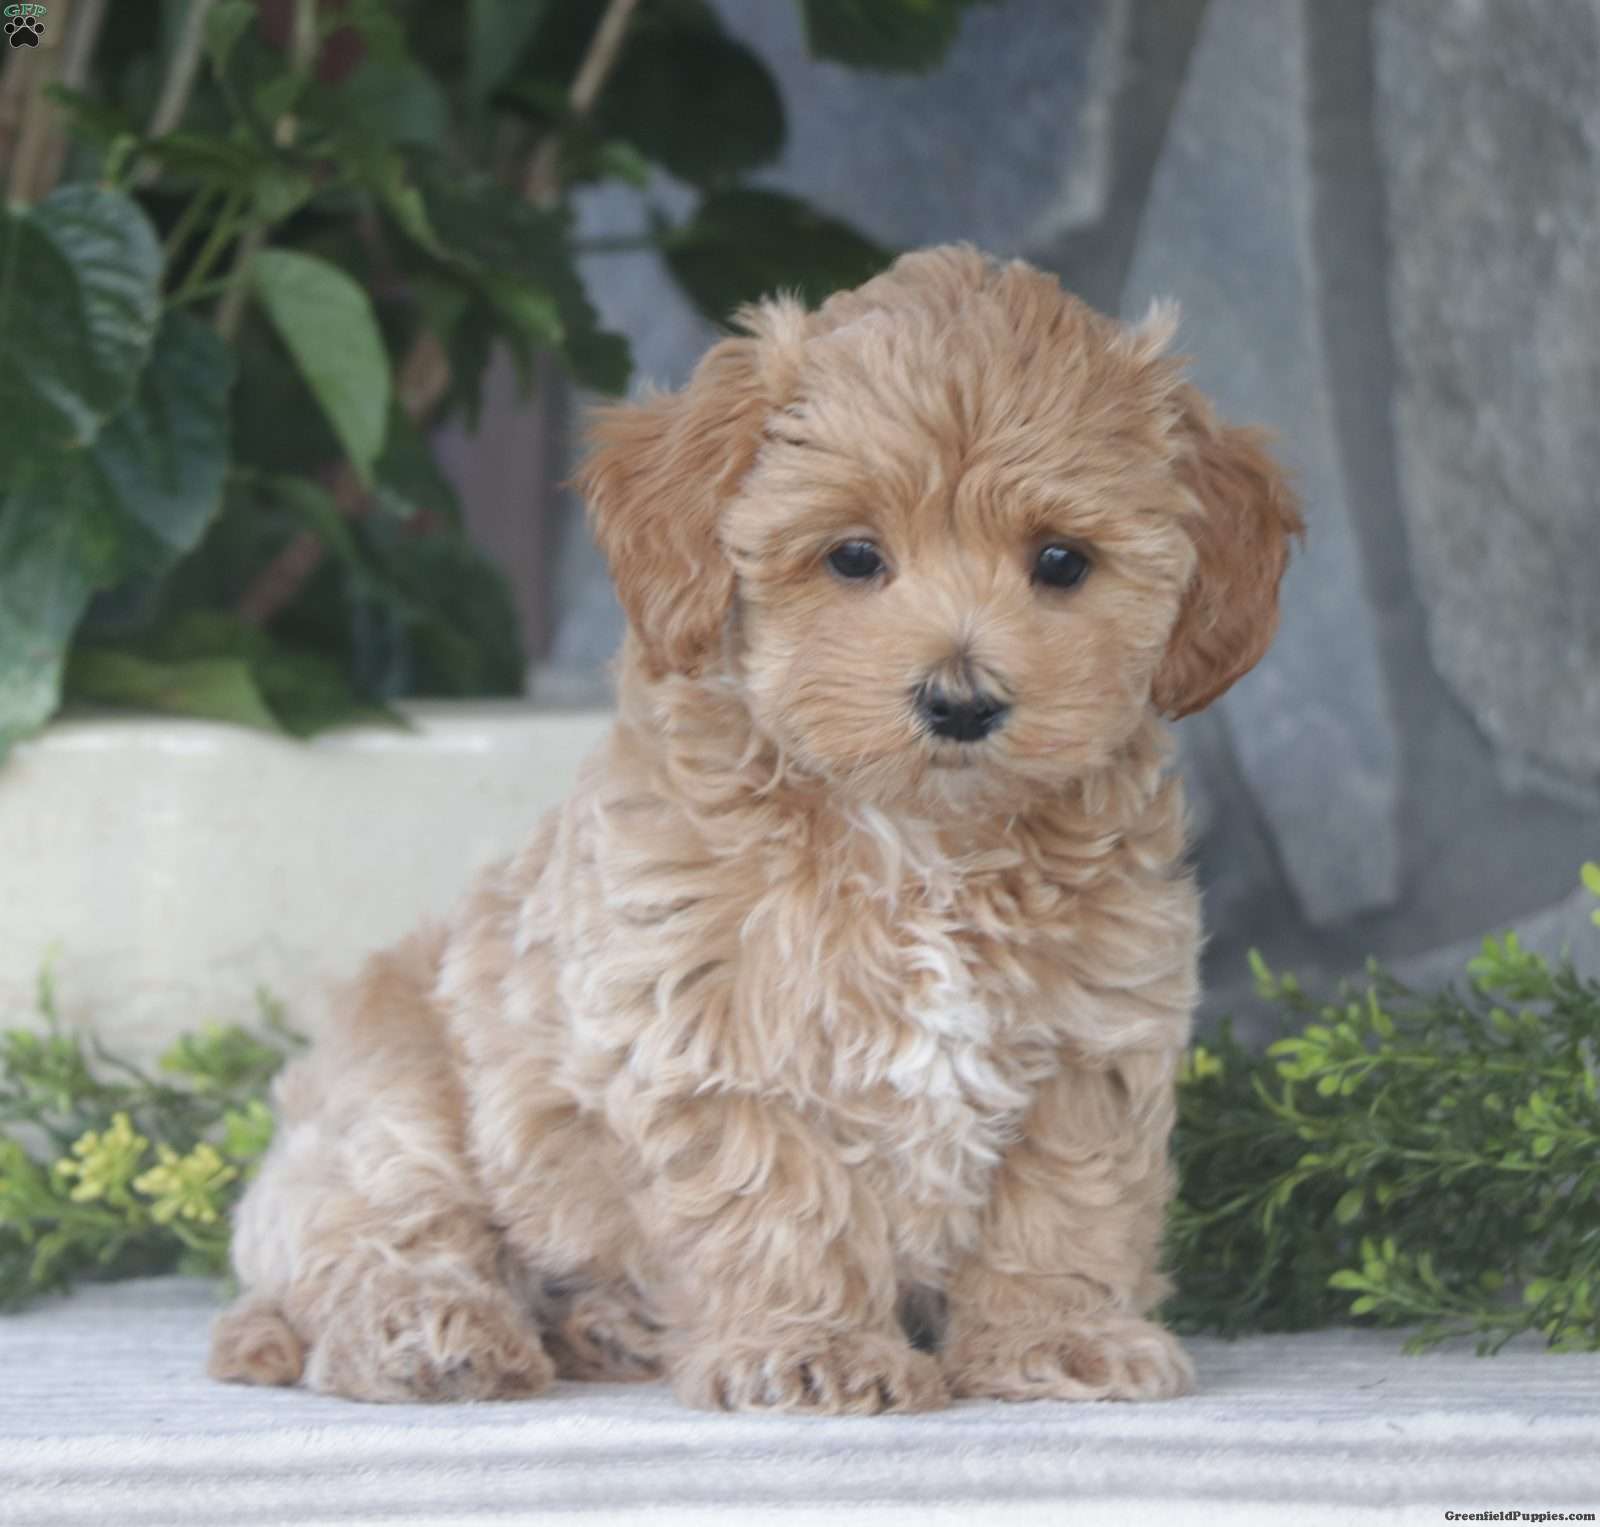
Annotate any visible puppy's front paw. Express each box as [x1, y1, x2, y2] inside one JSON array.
[[210, 1296, 305, 1387], [675, 1329, 949, 1415], [944, 1313, 1193, 1402], [306, 1281, 557, 1403]]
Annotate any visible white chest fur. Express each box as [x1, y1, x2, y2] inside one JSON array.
[[814, 810, 1054, 1219]]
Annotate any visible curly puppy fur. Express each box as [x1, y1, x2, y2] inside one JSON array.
[[211, 247, 1301, 1414]]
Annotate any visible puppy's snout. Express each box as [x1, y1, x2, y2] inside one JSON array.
[[915, 683, 1010, 743]]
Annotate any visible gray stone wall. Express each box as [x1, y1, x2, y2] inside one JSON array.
[[530, 0, 1600, 1021]]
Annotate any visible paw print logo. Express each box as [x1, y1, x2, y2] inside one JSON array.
[[4, 15, 42, 46]]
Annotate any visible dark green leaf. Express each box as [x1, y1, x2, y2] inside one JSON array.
[[251, 249, 392, 482], [235, 460, 517, 697], [0, 474, 115, 757], [0, 313, 232, 758], [367, 152, 446, 259], [468, 0, 550, 106], [228, 312, 341, 477], [590, 140, 652, 189], [373, 408, 463, 526], [800, 0, 984, 72], [600, 9, 783, 187], [416, 170, 631, 393], [437, 293, 497, 425], [144, 134, 302, 220], [356, 515, 525, 696], [306, 58, 450, 149], [249, 473, 370, 571], [253, 73, 304, 125], [552, 315, 631, 398], [479, 270, 563, 384], [253, 168, 315, 223], [206, 0, 258, 79], [64, 648, 282, 732], [0, 186, 162, 477], [339, 0, 411, 64], [90, 313, 235, 575], [43, 86, 136, 150], [84, 610, 402, 737], [140, 131, 270, 194], [502, 0, 781, 187], [664, 188, 892, 322]]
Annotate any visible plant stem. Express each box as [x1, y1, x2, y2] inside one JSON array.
[[522, 0, 642, 207], [60, 0, 108, 93], [142, 0, 219, 146], [173, 189, 247, 303], [168, 274, 235, 308], [214, 0, 316, 342], [163, 185, 221, 262], [213, 223, 264, 341], [273, 0, 318, 149]]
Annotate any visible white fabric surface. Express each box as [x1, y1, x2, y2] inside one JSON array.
[[2, 1278, 1598, 1527]]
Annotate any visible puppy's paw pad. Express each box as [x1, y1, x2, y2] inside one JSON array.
[[677, 1331, 948, 1415], [946, 1314, 1193, 1403]]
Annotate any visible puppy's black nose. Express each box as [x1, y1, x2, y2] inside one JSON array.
[[916, 684, 1010, 742]]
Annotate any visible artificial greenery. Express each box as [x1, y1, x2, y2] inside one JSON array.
[[0, 964, 301, 1303], [1169, 862, 1600, 1354], [5, 867, 1597, 1352], [0, 0, 995, 765]]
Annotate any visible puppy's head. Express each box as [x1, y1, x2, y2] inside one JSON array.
[[578, 246, 1302, 807]]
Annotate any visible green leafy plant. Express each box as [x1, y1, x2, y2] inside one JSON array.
[[0, 0, 994, 764], [0, 964, 301, 1304], [1169, 863, 1600, 1354]]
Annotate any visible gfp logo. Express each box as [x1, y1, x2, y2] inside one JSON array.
[[4, 3, 46, 47]]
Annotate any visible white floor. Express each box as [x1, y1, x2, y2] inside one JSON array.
[[2, 1279, 1597, 1527]]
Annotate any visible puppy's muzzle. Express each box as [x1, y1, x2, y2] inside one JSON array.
[[915, 683, 1010, 743]]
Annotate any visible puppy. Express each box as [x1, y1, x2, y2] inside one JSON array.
[[210, 247, 1300, 1414]]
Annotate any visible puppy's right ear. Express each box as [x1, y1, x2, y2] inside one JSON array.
[[575, 303, 803, 678], [1151, 385, 1304, 719]]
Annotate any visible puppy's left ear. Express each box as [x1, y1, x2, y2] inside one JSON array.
[[575, 302, 802, 678], [1151, 386, 1305, 719]]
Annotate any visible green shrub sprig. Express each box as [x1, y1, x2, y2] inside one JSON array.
[[1169, 862, 1600, 1353], [0, 967, 301, 1306]]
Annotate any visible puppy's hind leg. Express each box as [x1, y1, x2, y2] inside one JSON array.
[[211, 929, 556, 1403]]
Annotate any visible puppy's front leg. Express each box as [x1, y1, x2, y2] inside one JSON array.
[[942, 1051, 1195, 1402], [632, 1092, 948, 1414]]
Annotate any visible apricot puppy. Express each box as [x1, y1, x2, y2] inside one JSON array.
[[211, 247, 1300, 1414]]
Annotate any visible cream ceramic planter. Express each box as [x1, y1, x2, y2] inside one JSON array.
[[0, 703, 614, 1056]]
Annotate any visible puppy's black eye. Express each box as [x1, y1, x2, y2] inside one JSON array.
[[828, 540, 885, 580], [1034, 543, 1091, 590]]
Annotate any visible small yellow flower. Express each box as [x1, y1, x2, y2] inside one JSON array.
[[133, 1141, 238, 1225], [53, 1113, 149, 1206], [1180, 1045, 1225, 1085]]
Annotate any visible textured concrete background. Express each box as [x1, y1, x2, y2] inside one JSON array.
[[504, 0, 1600, 1028]]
